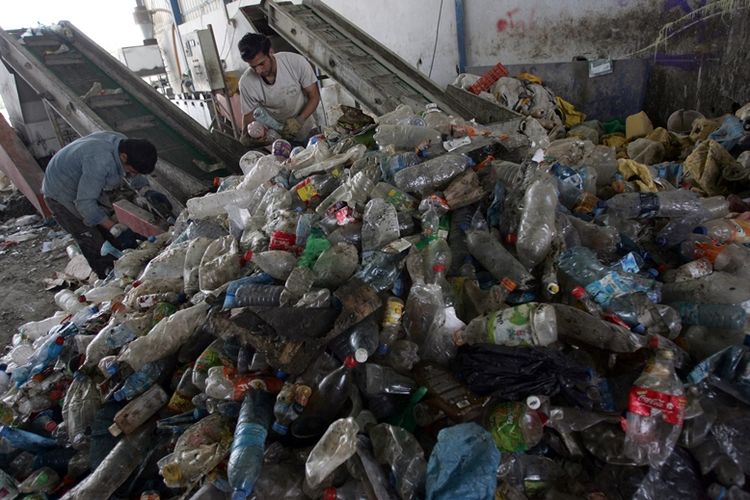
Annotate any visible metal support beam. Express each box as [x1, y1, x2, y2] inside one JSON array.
[[454, 0, 467, 74]]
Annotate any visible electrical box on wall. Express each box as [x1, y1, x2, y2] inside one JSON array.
[[183, 27, 225, 92]]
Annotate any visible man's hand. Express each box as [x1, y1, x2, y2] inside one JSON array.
[[109, 223, 141, 250], [281, 117, 302, 139]]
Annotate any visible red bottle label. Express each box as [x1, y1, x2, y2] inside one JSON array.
[[628, 386, 686, 425], [269, 231, 296, 251]]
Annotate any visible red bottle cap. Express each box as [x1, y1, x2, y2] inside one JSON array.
[[570, 286, 586, 300], [500, 278, 517, 292], [432, 264, 446, 273], [323, 487, 337, 500], [344, 355, 358, 369], [132, 280, 142, 288], [77, 295, 87, 303], [54, 336, 65, 345], [504, 233, 517, 245]]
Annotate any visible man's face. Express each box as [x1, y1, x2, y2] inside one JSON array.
[[248, 51, 273, 78]]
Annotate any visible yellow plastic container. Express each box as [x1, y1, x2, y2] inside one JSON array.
[[625, 111, 654, 141]]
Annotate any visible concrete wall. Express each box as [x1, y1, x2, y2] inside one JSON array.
[[320, 0, 750, 123]]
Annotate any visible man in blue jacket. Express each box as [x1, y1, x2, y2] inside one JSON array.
[[42, 132, 160, 278]]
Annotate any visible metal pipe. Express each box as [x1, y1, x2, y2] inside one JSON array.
[[454, 0, 467, 74]]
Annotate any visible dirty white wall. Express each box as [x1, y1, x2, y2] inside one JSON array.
[[319, 0, 683, 86]]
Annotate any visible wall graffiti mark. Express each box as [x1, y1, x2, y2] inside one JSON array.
[[495, 7, 536, 33]]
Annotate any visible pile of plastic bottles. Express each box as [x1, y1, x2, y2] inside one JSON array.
[[0, 92, 750, 500]]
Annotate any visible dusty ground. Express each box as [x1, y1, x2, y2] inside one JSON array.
[[0, 190, 67, 346]]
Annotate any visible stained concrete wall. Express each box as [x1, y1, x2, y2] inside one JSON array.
[[319, 0, 750, 124]]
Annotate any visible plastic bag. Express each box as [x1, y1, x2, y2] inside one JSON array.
[[452, 344, 598, 409], [425, 422, 500, 500]]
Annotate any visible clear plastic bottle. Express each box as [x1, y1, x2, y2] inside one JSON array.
[[455, 303, 557, 347], [375, 103, 414, 125], [316, 171, 375, 215], [369, 422, 427, 500], [361, 198, 400, 251], [570, 286, 603, 316], [347, 317, 380, 363], [304, 417, 360, 490], [362, 363, 415, 396], [373, 124, 441, 151], [670, 302, 747, 331], [694, 217, 750, 244], [293, 356, 358, 436], [279, 267, 315, 306], [228, 390, 274, 500], [271, 383, 311, 435], [517, 176, 558, 269], [204, 366, 282, 401], [54, 289, 85, 314], [369, 182, 418, 212], [187, 189, 255, 219], [60, 422, 154, 500], [393, 153, 471, 195], [667, 258, 713, 283], [109, 384, 168, 436], [623, 349, 686, 467], [425, 237, 454, 305], [466, 229, 535, 289], [385, 151, 424, 179], [323, 479, 368, 500], [291, 173, 340, 208], [422, 103, 453, 136], [605, 189, 702, 219]]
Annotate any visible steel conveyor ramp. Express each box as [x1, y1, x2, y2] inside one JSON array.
[[0, 22, 245, 202], [262, 0, 485, 120]]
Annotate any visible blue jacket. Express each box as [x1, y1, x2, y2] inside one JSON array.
[[42, 132, 146, 226]]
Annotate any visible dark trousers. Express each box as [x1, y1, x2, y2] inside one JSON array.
[[45, 197, 115, 279]]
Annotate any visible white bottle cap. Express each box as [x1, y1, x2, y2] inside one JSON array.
[[354, 348, 369, 364], [526, 395, 542, 410]]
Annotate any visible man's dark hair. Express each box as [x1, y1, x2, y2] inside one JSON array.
[[119, 138, 157, 174], [238, 33, 271, 62]]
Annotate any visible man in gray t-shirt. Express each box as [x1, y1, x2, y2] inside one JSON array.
[[237, 33, 320, 145]]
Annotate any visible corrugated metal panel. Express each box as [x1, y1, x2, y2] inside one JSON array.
[[178, 0, 223, 22]]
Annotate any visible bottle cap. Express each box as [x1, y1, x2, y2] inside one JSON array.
[[232, 488, 251, 500], [54, 336, 65, 345], [500, 278, 517, 292], [275, 369, 289, 381], [504, 233, 517, 245], [323, 487, 337, 500], [344, 355, 358, 369], [108, 422, 122, 437], [113, 389, 126, 402], [546, 282, 560, 295], [77, 295, 87, 303], [693, 226, 708, 235], [570, 286, 586, 300], [526, 395, 542, 410], [632, 323, 646, 334], [0, 364, 6, 372], [354, 348, 369, 363]]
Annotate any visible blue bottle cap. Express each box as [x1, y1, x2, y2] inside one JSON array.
[[147, 235, 156, 243], [632, 324, 646, 334], [693, 226, 708, 235], [0, 364, 6, 372], [113, 389, 126, 402], [275, 369, 289, 381], [647, 268, 660, 278]]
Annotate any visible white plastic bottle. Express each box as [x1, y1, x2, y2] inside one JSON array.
[[54, 289, 85, 314]]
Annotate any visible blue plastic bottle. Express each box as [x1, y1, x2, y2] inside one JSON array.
[[0, 426, 57, 452], [253, 107, 284, 131], [113, 360, 166, 401], [228, 389, 274, 499]]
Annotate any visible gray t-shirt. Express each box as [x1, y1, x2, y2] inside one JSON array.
[[239, 52, 318, 141]]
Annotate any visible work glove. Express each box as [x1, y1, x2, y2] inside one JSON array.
[[281, 117, 302, 139], [240, 133, 269, 149], [109, 223, 141, 250], [144, 190, 173, 215]]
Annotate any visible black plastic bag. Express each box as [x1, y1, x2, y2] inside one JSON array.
[[451, 344, 597, 408]]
